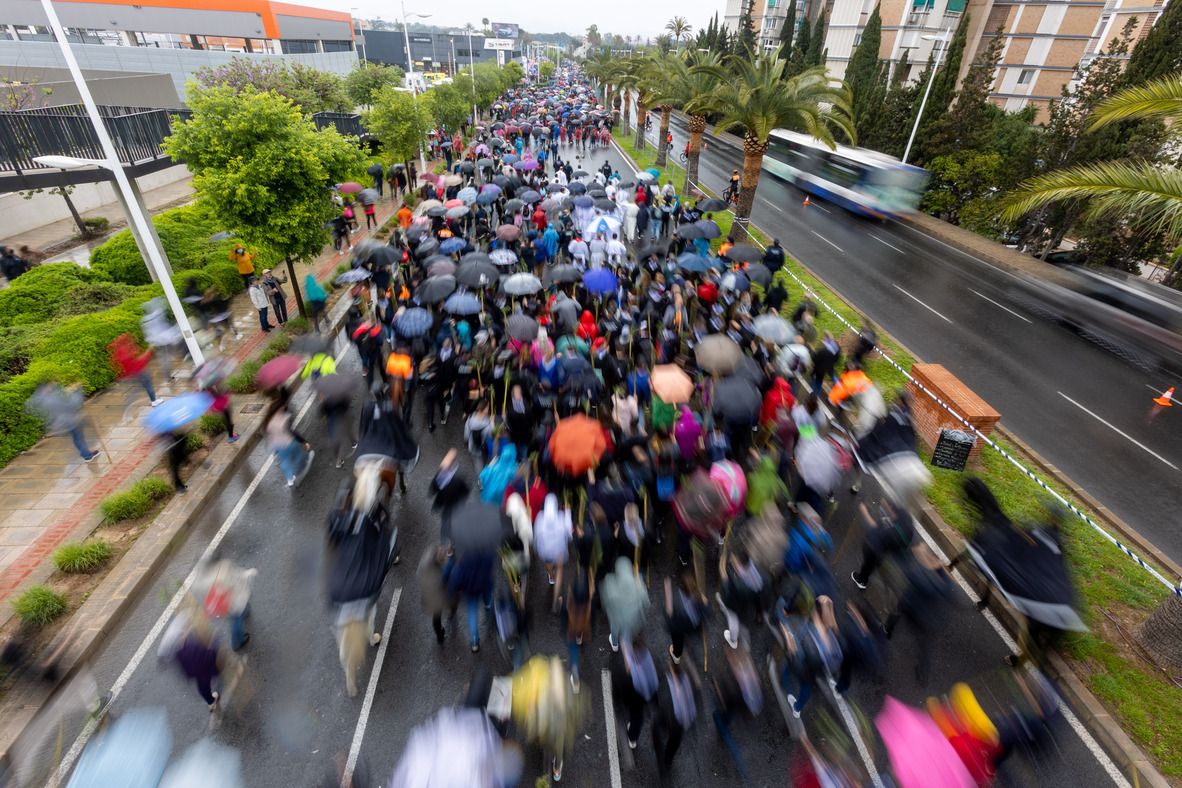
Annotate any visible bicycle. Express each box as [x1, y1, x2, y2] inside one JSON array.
[[678, 150, 689, 164]]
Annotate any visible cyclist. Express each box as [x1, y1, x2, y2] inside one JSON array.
[[724, 169, 740, 204]]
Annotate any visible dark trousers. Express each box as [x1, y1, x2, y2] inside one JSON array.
[[623, 688, 646, 744], [271, 295, 288, 324], [652, 714, 684, 773], [257, 307, 270, 331]]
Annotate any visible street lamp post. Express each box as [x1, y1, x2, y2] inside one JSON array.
[[351, 8, 367, 65], [35, 0, 204, 367], [465, 23, 478, 124], [902, 30, 951, 165], [399, 1, 431, 175]]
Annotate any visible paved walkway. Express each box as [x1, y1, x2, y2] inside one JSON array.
[[0, 197, 399, 608]]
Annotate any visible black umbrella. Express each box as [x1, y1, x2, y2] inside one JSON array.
[[461, 252, 495, 267], [636, 241, 670, 259], [493, 175, 512, 189], [363, 244, 398, 268], [291, 334, 333, 356], [414, 238, 440, 258], [314, 372, 359, 405], [676, 223, 706, 240], [727, 243, 763, 263], [694, 219, 722, 239], [459, 161, 475, 173], [713, 376, 762, 425], [546, 183, 566, 193], [544, 264, 581, 284], [519, 190, 542, 204], [567, 182, 587, 195], [421, 253, 453, 271], [457, 260, 500, 288], [697, 198, 728, 212], [503, 198, 525, 215], [731, 355, 767, 389], [593, 198, 616, 212], [418, 275, 457, 304], [506, 313, 539, 342], [329, 520, 395, 604], [405, 225, 430, 242], [477, 157, 494, 168], [746, 263, 773, 287], [367, 163, 384, 178], [573, 169, 589, 177], [426, 205, 448, 218], [588, 188, 607, 198], [450, 500, 505, 554]]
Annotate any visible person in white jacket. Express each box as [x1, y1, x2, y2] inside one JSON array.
[[247, 278, 274, 333], [533, 494, 572, 609]]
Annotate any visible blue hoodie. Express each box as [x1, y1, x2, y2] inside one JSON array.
[[479, 443, 519, 503]]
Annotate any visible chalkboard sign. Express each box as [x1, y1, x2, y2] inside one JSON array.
[[931, 428, 975, 471]]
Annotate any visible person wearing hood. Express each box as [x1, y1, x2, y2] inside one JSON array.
[[746, 454, 789, 517], [534, 494, 572, 608], [600, 556, 650, 652], [760, 376, 795, 428], [673, 406, 703, 464], [576, 310, 598, 343], [479, 442, 519, 503], [304, 274, 328, 333], [429, 449, 470, 541]]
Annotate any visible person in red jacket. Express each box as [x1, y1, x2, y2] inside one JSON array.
[[532, 205, 548, 233], [576, 310, 598, 343], [108, 333, 160, 406], [760, 376, 795, 427]]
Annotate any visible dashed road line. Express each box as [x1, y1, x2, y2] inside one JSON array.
[[810, 230, 843, 253], [1058, 392, 1178, 470], [871, 234, 904, 254], [969, 288, 1033, 324], [891, 284, 953, 324], [342, 587, 403, 788], [601, 668, 623, 788]]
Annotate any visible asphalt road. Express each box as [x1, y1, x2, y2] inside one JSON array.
[[646, 114, 1182, 566], [25, 320, 1125, 788]]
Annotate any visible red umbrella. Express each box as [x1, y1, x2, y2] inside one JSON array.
[[444, 198, 465, 208], [337, 182, 363, 193], [548, 414, 607, 476], [255, 354, 305, 390], [496, 224, 521, 242]]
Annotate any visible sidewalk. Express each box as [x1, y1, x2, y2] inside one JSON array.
[[0, 197, 399, 616]]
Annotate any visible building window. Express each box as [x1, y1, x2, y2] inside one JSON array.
[[1017, 68, 1035, 84], [853, 32, 863, 46]]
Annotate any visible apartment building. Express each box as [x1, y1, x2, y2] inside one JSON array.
[[2, 0, 357, 106], [724, 0, 809, 53]]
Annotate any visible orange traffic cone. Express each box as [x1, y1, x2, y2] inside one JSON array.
[[803, 195, 810, 207], [1153, 386, 1174, 407]]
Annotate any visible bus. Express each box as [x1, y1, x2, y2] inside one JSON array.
[[764, 130, 929, 219]]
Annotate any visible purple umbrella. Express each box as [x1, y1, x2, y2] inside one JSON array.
[[583, 267, 618, 296]]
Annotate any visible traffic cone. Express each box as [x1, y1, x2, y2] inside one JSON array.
[[1153, 386, 1174, 407], [803, 195, 810, 207]]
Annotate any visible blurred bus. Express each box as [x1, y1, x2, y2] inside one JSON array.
[[765, 130, 929, 219]]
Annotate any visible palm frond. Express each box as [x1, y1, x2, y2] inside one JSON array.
[[1087, 75, 1182, 131]]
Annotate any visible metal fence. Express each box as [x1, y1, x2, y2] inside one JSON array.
[[0, 105, 362, 175]]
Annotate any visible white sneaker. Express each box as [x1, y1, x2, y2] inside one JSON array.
[[724, 629, 739, 650], [370, 632, 382, 646], [786, 694, 801, 719], [608, 633, 619, 653], [150, 398, 163, 407], [287, 478, 296, 488], [570, 673, 580, 694]]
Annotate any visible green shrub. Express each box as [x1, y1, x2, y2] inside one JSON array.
[[0, 375, 45, 467], [0, 325, 49, 384], [136, 476, 173, 501], [99, 476, 172, 522], [12, 586, 68, 626], [0, 263, 95, 327], [82, 216, 109, 232], [184, 431, 206, 452], [284, 316, 309, 334], [56, 282, 136, 318], [198, 412, 227, 435], [52, 539, 113, 574], [258, 333, 292, 364], [227, 359, 261, 394]]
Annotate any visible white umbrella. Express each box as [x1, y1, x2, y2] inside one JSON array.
[[158, 739, 243, 788], [390, 707, 507, 788], [582, 215, 621, 238]]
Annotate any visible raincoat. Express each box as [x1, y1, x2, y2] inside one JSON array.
[[745, 456, 788, 516], [479, 443, 519, 503], [674, 407, 702, 460], [600, 557, 649, 641], [760, 377, 795, 427], [533, 494, 572, 564]]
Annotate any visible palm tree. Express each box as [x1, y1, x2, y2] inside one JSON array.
[[696, 52, 854, 239], [614, 57, 642, 132], [648, 50, 724, 192], [631, 54, 662, 152], [583, 50, 617, 108], [666, 16, 692, 49], [640, 52, 681, 168], [1002, 75, 1182, 281]]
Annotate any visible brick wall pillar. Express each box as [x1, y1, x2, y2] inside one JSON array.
[[907, 363, 1001, 462]]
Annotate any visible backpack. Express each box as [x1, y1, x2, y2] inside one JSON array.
[[343, 205, 354, 220]]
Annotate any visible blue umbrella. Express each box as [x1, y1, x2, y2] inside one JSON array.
[[67, 707, 171, 788], [573, 195, 594, 208], [395, 307, 433, 338], [444, 291, 482, 316], [476, 191, 499, 205], [144, 392, 213, 434], [335, 268, 372, 284], [583, 267, 618, 296], [480, 183, 501, 195], [440, 237, 466, 255], [519, 190, 542, 204], [676, 253, 711, 274], [456, 187, 478, 204], [646, 167, 661, 178], [502, 153, 520, 164]]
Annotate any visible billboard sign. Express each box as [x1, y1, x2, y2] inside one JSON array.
[[409, 34, 433, 43], [490, 22, 519, 39], [483, 38, 515, 50]]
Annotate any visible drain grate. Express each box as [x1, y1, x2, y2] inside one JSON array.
[[241, 403, 264, 414]]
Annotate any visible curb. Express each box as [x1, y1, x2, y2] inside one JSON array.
[[0, 286, 355, 765], [607, 138, 1175, 788]]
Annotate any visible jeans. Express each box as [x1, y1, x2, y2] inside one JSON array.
[[568, 637, 581, 680], [69, 425, 93, 459], [276, 440, 307, 482], [258, 307, 270, 331], [271, 295, 288, 324], [135, 372, 156, 403], [466, 594, 491, 646], [229, 605, 249, 649]]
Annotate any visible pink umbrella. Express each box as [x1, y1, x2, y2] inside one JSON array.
[[496, 224, 521, 242], [444, 198, 465, 208], [255, 354, 305, 390], [337, 182, 363, 193], [875, 697, 975, 788], [475, 144, 490, 155], [709, 461, 747, 519], [517, 159, 540, 171]]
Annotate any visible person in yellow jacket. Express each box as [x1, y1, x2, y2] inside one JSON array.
[[230, 246, 255, 288]]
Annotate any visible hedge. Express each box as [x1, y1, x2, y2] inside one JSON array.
[[0, 263, 96, 327]]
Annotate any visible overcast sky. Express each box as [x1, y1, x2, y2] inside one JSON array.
[[341, 0, 722, 39]]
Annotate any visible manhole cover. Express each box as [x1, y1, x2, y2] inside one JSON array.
[[241, 403, 264, 414]]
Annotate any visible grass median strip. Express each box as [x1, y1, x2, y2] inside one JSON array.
[[614, 130, 1182, 778]]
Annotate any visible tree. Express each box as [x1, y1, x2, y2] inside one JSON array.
[[165, 86, 365, 317], [845, 4, 882, 135], [366, 85, 433, 165], [344, 62, 404, 107], [861, 52, 918, 157], [650, 50, 725, 191], [643, 51, 681, 167], [424, 81, 470, 130], [922, 26, 1005, 161], [697, 55, 853, 238], [790, 17, 811, 75], [1119, 0, 1181, 87], [911, 13, 969, 161], [735, 2, 758, 56], [806, 12, 827, 66], [586, 24, 602, 47], [193, 58, 348, 113], [779, 0, 798, 55], [666, 16, 692, 49], [921, 149, 1005, 228]]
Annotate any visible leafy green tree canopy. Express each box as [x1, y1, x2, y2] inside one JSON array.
[[193, 57, 349, 113], [365, 85, 433, 163], [344, 62, 404, 106]]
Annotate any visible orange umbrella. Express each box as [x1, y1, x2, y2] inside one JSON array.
[[651, 364, 695, 404], [548, 414, 607, 476]]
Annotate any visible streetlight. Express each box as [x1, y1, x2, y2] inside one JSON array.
[[464, 22, 478, 124], [399, 2, 431, 174], [351, 8, 367, 65], [902, 29, 952, 165], [34, 0, 204, 367]]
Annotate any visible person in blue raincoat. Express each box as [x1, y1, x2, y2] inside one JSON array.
[[479, 442, 519, 503]]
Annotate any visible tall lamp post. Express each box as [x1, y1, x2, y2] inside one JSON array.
[[351, 8, 367, 65], [35, 0, 203, 367], [465, 23, 478, 124], [399, 1, 431, 175], [902, 29, 951, 165]]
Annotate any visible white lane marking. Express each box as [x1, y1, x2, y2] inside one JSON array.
[[1058, 392, 1179, 470], [49, 354, 333, 787], [600, 668, 623, 788], [871, 234, 904, 254], [832, 691, 885, 788], [760, 197, 786, 214], [810, 231, 843, 253], [969, 288, 1033, 324], [342, 587, 403, 788], [806, 200, 831, 214], [1146, 384, 1170, 395], [891, 284, 953, 324]]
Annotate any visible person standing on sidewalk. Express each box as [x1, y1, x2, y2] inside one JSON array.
[[248, 278, 273, 332], [261, 268, 289, 325], [107, 333, 161, 407], [26, 382, 98, 462], [230, 246, 255, 288]]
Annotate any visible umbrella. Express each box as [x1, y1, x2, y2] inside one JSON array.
[[587, 188, 607, 198], [635, 171, 656, 183], [255, 354, 305, 391], [440, 237, 467, 255], [489, 248, 518, 267], [335, 268, 372, 284], [651, 365, 695, 405], [710, 460, 748, 519], [674, 469, 731, 539], [476, 191, 499, 206], [695, 335, 743, 376], [476, 157, 494, 168], [389, 707, 505, 788], [727, 243, 763, 263], [516, 159, 540, 171], [697, 198, 728, 212], [694, 219, 721, 239], [582, 267, 618, 296], [490, 137, 505, 148], [572, 169, 589, 178], [519, 189, 542, 204], [459, 161, 475, 174], [593, 197, 616, 212], [502, 273, 543, 296], [795, 434, 843, 496], [67, 707, 171, 788], [415, 238, 440, 258], [428, 259, 457, 277], [144, 392, 213, 434], [329, 516, 395, 604], [645, 167, 661, 178], [753, 314, 793, 345], [457, 187, 478, 204], [460, 251, 495, 267], [457, 260, 500, 288], [676, 223, 706, 240], [358, 188, 379, 205], [337, 182, 363, 193], [313, 373, 357, 405], [506, 314, 539, 342], [503, 198, 525, 215], [158, 739, 243, 788], [395, 307, 433, 338], [548, 414, 607, 476], [193, 357, 236, 389], [480, 183, 502, 195], [418, 275, 457, 305], [573, 195, 593, 209], [445, 292, 482, 316], [502, 153, 520, 164], [450, 500, 505, 554], [676, 253, 711, 274], [426, 205, 447, 218], [444, 174, 463, 186], [876, 697, 976, 788], [496, 224, 521, 242], [713, 376, 761, 425], [360, 242, 397, 268], [720, 270, 750, 292], [418, 198, 444, 213], [290, 334, 332, 356], [544, 264, 581, 285], [637, 241, 670, 259], [567, 182, 587, 195], [546, 183, 566, 193], [445, 206, 470, 220], [746, 263, 773, 287]]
